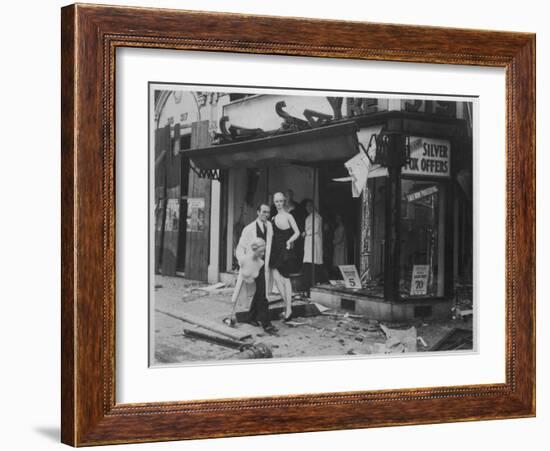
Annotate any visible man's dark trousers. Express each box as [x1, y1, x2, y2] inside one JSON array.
[[248, 266, 270, 326], [248, 221, 270, 327]]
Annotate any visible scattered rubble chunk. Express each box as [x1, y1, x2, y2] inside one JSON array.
[[321, 311, 364, 320], [374, 324, 418, 353], [430, 328, 473, 351], [452, 307, 473, 320], [417, 336, 428, 347], [227, 343, 273, 359], [284, 320, 306, 327], [312, 302, 331, 313], [195, 282, 226, 292]]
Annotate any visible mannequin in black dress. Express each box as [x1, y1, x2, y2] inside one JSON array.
[[269, 192, 300, 321]]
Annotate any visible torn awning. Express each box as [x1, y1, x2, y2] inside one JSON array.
[[182, 121, 359, 170]]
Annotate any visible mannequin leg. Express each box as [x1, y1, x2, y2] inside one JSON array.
[[283, 277, 293, 317], [271, 268, 285, 298]]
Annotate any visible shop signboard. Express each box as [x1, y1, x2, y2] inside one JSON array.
[[339, 265, 362, 289], [410, 264, 430, 296], [403, 136, 451, 177]]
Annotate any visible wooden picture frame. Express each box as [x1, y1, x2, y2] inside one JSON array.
[[61, 3, 535, 446]]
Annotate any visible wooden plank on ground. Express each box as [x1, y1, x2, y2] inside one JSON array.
[[183, 327, 247, 349], [156, 308, 251, 341]]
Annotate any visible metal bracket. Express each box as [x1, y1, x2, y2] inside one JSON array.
[[358, 141, 374, 163], [365, 132, 410, 168], [190, 161, 223, 181]]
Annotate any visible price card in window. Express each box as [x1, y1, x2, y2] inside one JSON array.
[[338, 265, 361, 290], [410, 264, 430, 296]]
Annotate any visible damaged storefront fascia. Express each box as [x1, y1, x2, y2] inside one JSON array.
[[181, 108, 471, 322]]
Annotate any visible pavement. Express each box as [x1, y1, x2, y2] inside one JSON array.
[[153, 275, 473, 365]]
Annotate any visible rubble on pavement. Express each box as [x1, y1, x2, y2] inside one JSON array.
[[153, 275, 474, 364]]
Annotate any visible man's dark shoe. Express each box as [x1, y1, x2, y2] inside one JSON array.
[[262, 324, 278, 335]]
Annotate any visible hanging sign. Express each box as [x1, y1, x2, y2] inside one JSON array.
[[344, 152, 371, 198], [339, 265, 362, 289], [406, 185, 438, 203], [410, 264, 430, 296], [403, 136, 451, 177]]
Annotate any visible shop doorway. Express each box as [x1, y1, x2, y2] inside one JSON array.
[[318, 164, 361, 279]]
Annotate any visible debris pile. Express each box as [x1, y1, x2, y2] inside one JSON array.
[[430, 328, 473, 351], [156, 308, 273, 359], [452, 281, 473, 320], [153, 276, 472, 362], [371, 324, 419, 354]]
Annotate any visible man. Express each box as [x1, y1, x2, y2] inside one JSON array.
[[235, 203, 278, 334], [286, 189, 298, 212]]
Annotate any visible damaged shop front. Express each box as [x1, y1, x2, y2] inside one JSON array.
[[180, 94, 473, 323]]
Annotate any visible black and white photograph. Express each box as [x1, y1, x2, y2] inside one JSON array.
[[150, 85, 475, 365]]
